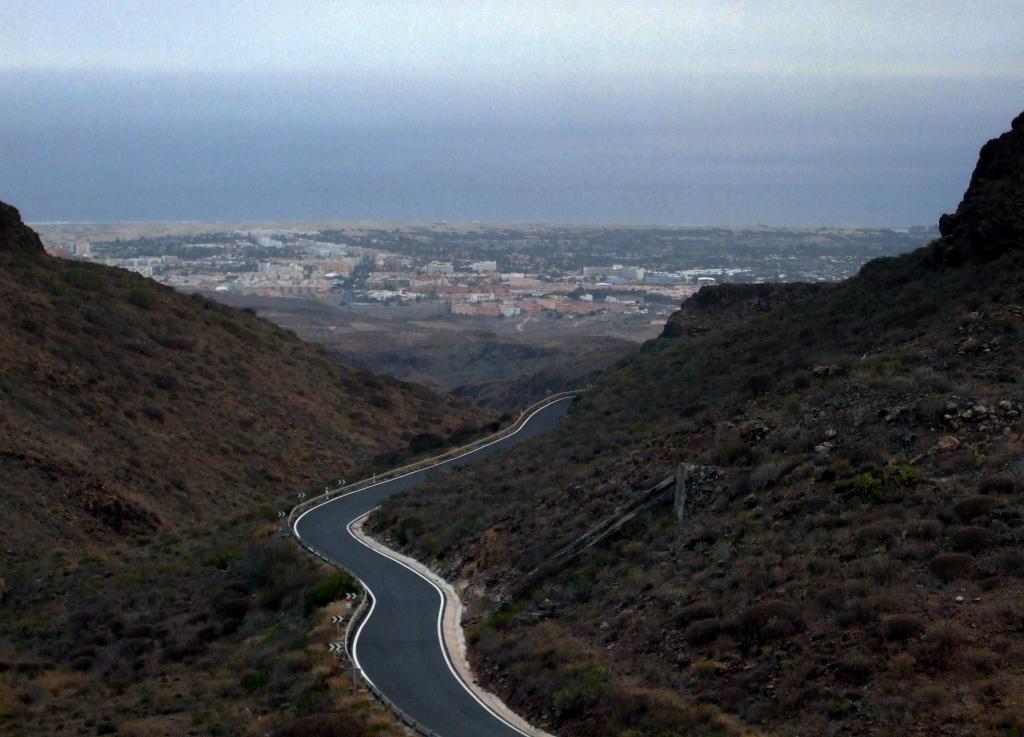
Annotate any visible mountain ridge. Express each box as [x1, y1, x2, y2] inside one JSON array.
[[934, 109, 1024, 265], [0, 206, 489, 557], [371, 110, 1024, 737]]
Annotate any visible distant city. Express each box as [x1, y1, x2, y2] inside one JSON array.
[[39, 222, 938, 323]]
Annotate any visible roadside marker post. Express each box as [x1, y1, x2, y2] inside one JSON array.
[[331, 614, 345, 633], [327, 641, 360, 693]]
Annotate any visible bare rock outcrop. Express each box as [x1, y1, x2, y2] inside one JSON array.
[[0, 201, 46, 256], [933, 110, 1024, 265]]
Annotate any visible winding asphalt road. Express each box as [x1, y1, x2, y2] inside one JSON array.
[[294, 397, 573, 737]]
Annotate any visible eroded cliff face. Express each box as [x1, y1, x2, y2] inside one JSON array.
[[934, 110, 1024, 265], [0, 201, 46, 255]]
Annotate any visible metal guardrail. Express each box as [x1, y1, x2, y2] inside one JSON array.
[[287, 389, 583, 531], [292, 389, 585, 737], [343, 590, 370, 664], [303, 540, 443, 736]]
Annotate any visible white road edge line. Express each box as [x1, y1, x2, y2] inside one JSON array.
[[294, 395, 574, 530], [347, 509, 532, 737], [293, 395, 574, 735]]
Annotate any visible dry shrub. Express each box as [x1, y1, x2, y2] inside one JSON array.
[[674, 602, 717, 627], [913, 684, 949, 711], [929, 552, 974, 582], [949, 526, 995, 553], [954, 495, 999, 521], [979, 476, 1018, 495], [739, 600, 803, 643], [274, 713, 366, 737], [889, 652, 916, 678], [856, 520, 897, 546], [836, 653, 875, 685], [750, 462, 782, 489], [363, 714, 394, 732], [963, 647, 1000, 676], [817, 582, 891, 629], [689, 659, 726, 680], [881, 614, 923, 642], [834, 597, 881, 628], [891, 542, 936, 561], [683, 619, 723, 646], [917, 622, 967, 671], [907, 519, 944, 541], [990, 709, 1024, 733], [0, 683, 23, 719], [992, 549, 1024, 577]]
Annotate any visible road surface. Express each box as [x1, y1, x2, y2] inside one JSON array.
[[295, 397, 573, 737]]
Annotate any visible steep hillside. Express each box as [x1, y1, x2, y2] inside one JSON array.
[[0, 202, 488, 557], [371, 111, 1024, 736], [0, 202, 490, 735]]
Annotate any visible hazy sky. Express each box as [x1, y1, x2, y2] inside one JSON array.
[[2, 1, 1022, 225]]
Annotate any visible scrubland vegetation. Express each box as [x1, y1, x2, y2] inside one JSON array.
[[371, 115, 1024, 735], [0, 506, 403, 736], [0, 230, 488, 556], [0, 201, 492, 735]]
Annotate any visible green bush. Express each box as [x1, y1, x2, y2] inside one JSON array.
[[240, 670, 269, 692], [886, 465, 924, 487], [408, 432, 445, 454], [552, 663, 610, 719], [304, 572, 359, 613], [128, 288, 158, 309], [65, 264, 107, 292], [395, 516, 425, 546], [851, 473, 884, 502]]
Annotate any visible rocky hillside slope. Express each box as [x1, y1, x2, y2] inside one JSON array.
[[0, 202, 488, 557], [371, 110, 1024, 737], [0, 202, 490, 735]]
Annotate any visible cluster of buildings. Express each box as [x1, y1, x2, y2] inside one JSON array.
[[55, 231, 734, 321], [356, 262, 670, 319], [43, 223, 939, 320]]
